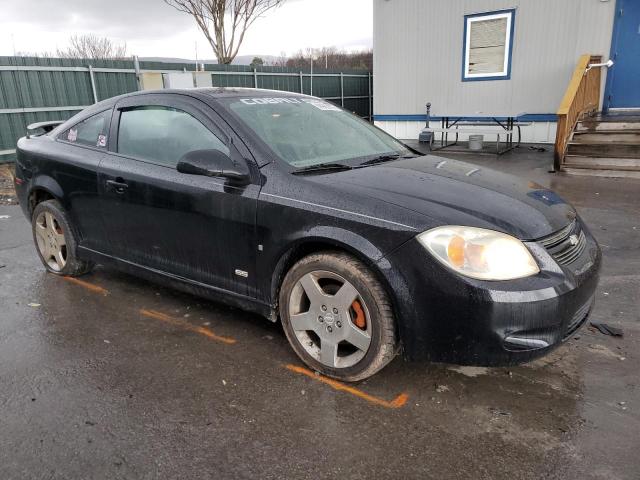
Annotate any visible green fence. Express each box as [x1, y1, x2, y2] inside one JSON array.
[[0, 56, 372, 163]]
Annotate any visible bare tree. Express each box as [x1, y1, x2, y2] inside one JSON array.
[[164, 0, 285, 64], [284, 48, 373, 71], [270, 51, 288, 67], [14, 51, 53, 58], [56, 34, 128, 60]]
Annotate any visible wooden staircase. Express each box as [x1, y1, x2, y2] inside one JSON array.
[[562, 114, 640, 178], [553, 54, 640, 178]]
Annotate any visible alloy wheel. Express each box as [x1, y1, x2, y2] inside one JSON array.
[[288, 270, 372, 369], [34, 211, 67, 271]]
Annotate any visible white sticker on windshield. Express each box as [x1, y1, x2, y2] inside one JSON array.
[[67, 128, 77, 142], [240, 97, 302, 105], [302, 99, 342, 111], [239, 97, 342, 111]]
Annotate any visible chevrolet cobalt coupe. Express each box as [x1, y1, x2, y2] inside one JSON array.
[[15, 88, 601, 381]]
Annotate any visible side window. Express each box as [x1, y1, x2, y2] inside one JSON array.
[[61, 109, 111, 148], [117, 106, 229, 167]]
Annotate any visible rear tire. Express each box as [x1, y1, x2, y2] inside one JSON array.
[[31, 199, 94, 277], [279, 251, 398, 382]]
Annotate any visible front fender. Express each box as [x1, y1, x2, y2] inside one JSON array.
[[292, 225, 386, 261], [264, 226, 388, 310]]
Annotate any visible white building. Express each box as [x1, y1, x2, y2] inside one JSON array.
[[373, 0, 639, 144]]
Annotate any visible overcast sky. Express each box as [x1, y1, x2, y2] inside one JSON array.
[[0, 0, 373, 60]]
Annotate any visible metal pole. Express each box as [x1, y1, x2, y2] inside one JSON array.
[[368, 72, 372, 122], [340, 72, 344, 107], [133, 55, 141, 90], [310, 57, 313, 96], [88, 65, 98, 103], [253, 68, 258, 88], [299, 71, 304, 93]]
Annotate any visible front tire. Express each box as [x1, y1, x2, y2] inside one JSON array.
[[279, 251, 398, 382], [32, 199, 93, 277]]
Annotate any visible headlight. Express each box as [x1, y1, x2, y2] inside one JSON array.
[[417, 226, 540, 280]]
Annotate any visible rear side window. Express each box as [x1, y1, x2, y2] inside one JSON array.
[[117, 106, 229, 167], [60, 109, 111, 148]]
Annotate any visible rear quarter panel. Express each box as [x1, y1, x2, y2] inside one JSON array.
[[16, 135, 105, 250]]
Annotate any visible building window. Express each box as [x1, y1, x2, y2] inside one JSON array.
[[462, 9, 515, 81]]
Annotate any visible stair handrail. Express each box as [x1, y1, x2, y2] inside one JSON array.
[[554, 54, 603, 171]]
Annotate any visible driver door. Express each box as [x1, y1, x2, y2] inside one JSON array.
[[97, 94, 259, 297]]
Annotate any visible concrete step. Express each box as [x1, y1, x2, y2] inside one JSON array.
[[576, 121, 640, 133], [563, 154, 640, 179], [571, 132, 640, 143], [562, 167, 640, 179], [586, 112, 640, 124], [564, 155, 640, 171], [566, 142, 640, 158]]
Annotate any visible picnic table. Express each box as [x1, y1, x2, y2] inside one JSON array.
[[425, 111, 529, 155]]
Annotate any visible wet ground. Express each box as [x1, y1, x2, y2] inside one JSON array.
[[0, 164, 18, 205], [1, 149, 639, 479]]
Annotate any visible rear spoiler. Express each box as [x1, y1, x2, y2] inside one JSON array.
[[26, 120, 65, 138]]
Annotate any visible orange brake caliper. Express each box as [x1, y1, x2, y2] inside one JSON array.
[[351, 300, 366, 330]]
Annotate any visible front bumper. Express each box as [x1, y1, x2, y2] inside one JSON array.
[[378, 222, 601, 366]]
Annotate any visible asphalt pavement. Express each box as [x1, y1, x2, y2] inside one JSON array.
[[0, 150, 638, 479]]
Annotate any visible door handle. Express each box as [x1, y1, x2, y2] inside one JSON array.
[[106, 179, 128, 194]]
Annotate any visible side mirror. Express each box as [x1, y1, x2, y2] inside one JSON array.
[[177, 149, 250, 184]]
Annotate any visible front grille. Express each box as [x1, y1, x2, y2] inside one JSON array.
[[538, 220, 587, 266], [563, 297, 593, 340], [554, 231, 586, 265], [539, 220, 576, 249]]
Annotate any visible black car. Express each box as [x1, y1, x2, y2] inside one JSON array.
[[14, 88, 601, 381]]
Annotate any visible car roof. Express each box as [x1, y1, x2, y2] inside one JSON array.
[[88, 88, 311, 114], [107, 87, 309, 103], [196, 87, 309, 99]]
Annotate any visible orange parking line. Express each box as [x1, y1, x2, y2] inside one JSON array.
[[63, 276, 109, 295], [285, 364, 409, 409], [139, 309, 236, 345]]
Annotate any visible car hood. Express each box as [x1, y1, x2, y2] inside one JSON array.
[[308, 155, 576, 240]]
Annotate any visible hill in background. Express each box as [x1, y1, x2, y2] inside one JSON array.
[[140, 55, 278, 66]]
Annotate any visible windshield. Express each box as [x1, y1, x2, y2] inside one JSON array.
[[224, 96, 410, 168]]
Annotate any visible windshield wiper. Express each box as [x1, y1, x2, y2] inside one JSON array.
[[357, 153, 416, 167], [291, 163, 353, 175]]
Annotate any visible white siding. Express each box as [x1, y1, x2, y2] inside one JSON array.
[[375, 120, 557, 143], [374, 0, 616, 140]]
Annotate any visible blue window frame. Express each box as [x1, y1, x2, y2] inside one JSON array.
[[462, 9, 515, 81]]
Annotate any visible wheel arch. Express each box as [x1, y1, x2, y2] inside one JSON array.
[[269, 228, 401, 328], [27, 176, 65, 217]]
